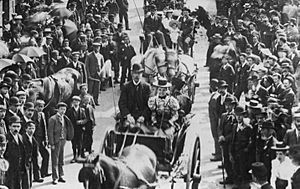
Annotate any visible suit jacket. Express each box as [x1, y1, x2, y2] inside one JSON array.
[[254, 85, 269, 106], [290, 52, 300, 70], [231, 122, 252, 153], [22, 134, 39, 167], [273, 82, 285, 97], [118, 43, 136, 67], [218, 111, 237, 143], [143, 15, 163, 34], [85, 52, 103, 80], [236, 62, 250, 86], [32, 111, 48, 143], [47, 113, 74, 146], [57, 56, 70, 71], [4, 132, 27, 188], [66, 107, 86, 132], [178, 16, 194, 38], [42, 44, 53, 64], [280, 88, 295, 110], [216, 93, 235, 118], [283, 129, 300, 146], [66, 61, 87, 84], [118, 81, 151, 121], [292, 168, 300, 189]]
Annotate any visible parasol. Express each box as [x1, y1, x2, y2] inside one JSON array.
[[12, 54, 34, 63], [0, 59, 15, 71], [19, 46, 46, 57], [27, 12, 50, 23], [49, 7, 72, 18], [64, 19, 78, 36]]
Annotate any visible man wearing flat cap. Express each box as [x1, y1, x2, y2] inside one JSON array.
[[85, 42, 104, 106], [4, 115, 29, 189], [48, 102, 74, 184], [119, 63, 151, 128], [67, 51, 87, 84], [66, 96, 87, 162]]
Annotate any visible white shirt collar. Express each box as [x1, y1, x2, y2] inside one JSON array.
[[26, 133, 33, 143], [133, 80, 141, 86]]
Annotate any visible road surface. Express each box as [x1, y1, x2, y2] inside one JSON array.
[[32, 0, 235, 188]]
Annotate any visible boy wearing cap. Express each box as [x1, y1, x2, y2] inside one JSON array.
[[5, 115, 29, 189], [48, 102, 74, 184], [270, 142, 295, 189], [66, 96, 87, 162], [32, 100, 50, 178], [67, 52, 87, 84], [22, 121, 44, 184]]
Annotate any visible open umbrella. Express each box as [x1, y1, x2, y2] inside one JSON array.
[[27, 12, 50, 23], [0, 41, 10, 58], [12, 54, 34, 63], [0, 59, 15, 71], [64, 19, 78, 36], [49, 7, 72, 18], [19, 46, 46, 57]]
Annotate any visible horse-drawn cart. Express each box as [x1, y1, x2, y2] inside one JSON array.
[[100, 113, 201, 189]]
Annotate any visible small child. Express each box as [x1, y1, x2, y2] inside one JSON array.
[[81, 96, 95, 154], [169, 20, 181, 50]]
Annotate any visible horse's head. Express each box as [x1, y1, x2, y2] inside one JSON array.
[[165, 49, 179, 78], [153, 48, 167, 75]]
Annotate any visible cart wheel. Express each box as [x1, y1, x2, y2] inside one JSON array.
[[100, 130, 115, 157], [186, 137, 201, 189]]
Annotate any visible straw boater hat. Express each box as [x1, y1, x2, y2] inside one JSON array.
[[271, 142, 289, 151], [153, 77, 172, 88]]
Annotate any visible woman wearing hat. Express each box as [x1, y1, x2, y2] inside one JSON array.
[[270, 142, 295, 189], [148, 77, 180, 139]]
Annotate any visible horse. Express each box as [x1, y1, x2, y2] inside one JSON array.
[[78, 144, 157, 189], [28, 68, 82, 117]]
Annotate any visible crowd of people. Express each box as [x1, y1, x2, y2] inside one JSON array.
[[208, 0, 300, 189]]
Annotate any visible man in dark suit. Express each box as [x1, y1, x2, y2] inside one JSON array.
[[20, 102, 35, 134], [118, 63, 151, 126], [218, 54, 235, 93], [32, 100, 50, 178], [67, 52, 87, 84], [289, 42, 300, 70], [4, 97, 21, 130], [85, 42, 104, 106], [280, 77, 295, 111], [272, 73, 285, 97], [22, 121, 43, 185], [231, 106, 252, 187], [4, 115, 29, 189], [248, 73, 269, 106], [66, 96, 87, 162], [218, 96, 237, 185], [116, 0, 130, 30], [57, 47, 72, 72], [42, 36, 54, 74], [119, 35, 136, 86], [178, 7, 194, 54], [48, 102, 74, 185], [250, 162, 274, 189], [143, 4, 167, 50], [235, 53, 250, 100], [215, 80, 235, 119], [284, 113, 300, 146]]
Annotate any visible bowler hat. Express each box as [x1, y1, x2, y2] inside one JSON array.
[[5, 71, 19, 81], [57, 102, 67, 108], [251, 162, 268, 179], [0, 82, 11, 89], [261, 119, 274, 130], [210, 78, 219, 88], [3, 77, 12, 86], [9, 96, 20, 106], [224, 96, 237, 105], [271, 142, 289, 151], [153, 77, 172, 88], [24, 102, 34, 110], [0, 134, 7, 144], [131, 63, 144, 73], [218, 80, 228, 88], [9, 115, 22, 124], [21, 74, 32, 81], [235, 106, 246, 116], [72, 95, 81, 101]]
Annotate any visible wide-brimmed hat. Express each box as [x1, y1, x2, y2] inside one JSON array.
[[131, 63, 144, 73], [153, 77, 172, 88], [271, 142, 289, 151]]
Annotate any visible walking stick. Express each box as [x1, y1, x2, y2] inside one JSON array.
[[220, 146, 226, 189], [110, 71, 117, 116]]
